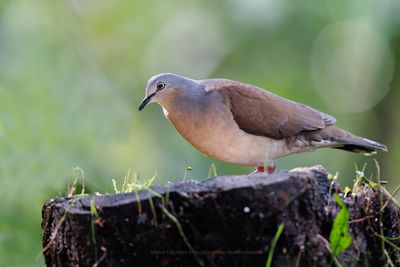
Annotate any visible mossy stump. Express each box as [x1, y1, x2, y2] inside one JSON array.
[[41, 165, 399, 266]]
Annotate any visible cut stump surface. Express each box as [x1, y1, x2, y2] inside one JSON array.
[[42, 165, 400, 266]]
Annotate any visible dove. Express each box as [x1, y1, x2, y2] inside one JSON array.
[[139, 73, 387, 173]]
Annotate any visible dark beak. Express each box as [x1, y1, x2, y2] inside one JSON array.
[[138, 92, 156, 111]]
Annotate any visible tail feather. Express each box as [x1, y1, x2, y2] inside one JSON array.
[[334, 137, 388, 155], [304, 126, 388, 155]]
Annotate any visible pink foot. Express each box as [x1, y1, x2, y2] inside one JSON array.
[[250, 166, 264, 174], [250, 163, 276, 175], [267, 164, 276, 174]]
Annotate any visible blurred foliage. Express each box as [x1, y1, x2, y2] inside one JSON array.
[[0, 0, 399, 265]]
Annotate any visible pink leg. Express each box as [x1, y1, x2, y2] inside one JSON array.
[[267, 163, 276, 174], [250, 162, 276, 175], [256, 166, 265, 173]]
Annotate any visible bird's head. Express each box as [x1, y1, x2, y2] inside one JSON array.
[[138, 73, 197, 111]]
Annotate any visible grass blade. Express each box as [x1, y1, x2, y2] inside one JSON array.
[[266, 223, 285, 267]]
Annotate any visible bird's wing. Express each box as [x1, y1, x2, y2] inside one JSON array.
[[201, 79, 336, 140]]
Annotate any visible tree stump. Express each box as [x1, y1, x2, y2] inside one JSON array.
[[41, 165, 399, 266]]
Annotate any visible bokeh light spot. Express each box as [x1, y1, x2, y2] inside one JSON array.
[[311, 19, 394, 113]]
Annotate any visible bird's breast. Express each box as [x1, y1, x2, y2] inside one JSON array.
[[160, 99, 287, 167]]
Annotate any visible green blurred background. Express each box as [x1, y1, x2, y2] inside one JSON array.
[[0, 0, 399, 266]]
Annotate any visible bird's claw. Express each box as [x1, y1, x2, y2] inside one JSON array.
[[251, 163, 276, 174]]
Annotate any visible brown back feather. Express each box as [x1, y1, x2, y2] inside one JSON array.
[[201, 79, 336, 140]]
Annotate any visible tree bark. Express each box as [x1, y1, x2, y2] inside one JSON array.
[[41, 165, 399, 267]]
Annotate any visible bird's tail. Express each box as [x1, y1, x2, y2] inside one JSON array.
[[333, 136, 387, 155], [309, 126, 388, 155]]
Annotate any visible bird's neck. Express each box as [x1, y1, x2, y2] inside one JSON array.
[[159, 93, 194, 119], [159, 91, 205, 129], [159, 85, 205, 114]]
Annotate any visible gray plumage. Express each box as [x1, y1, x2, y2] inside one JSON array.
[[139, 73, 387, 167]]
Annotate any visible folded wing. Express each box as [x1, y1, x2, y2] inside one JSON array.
[[202, 79, 336, 140]]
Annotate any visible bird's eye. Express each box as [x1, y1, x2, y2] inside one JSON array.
[[156, 82, 166, 91]]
